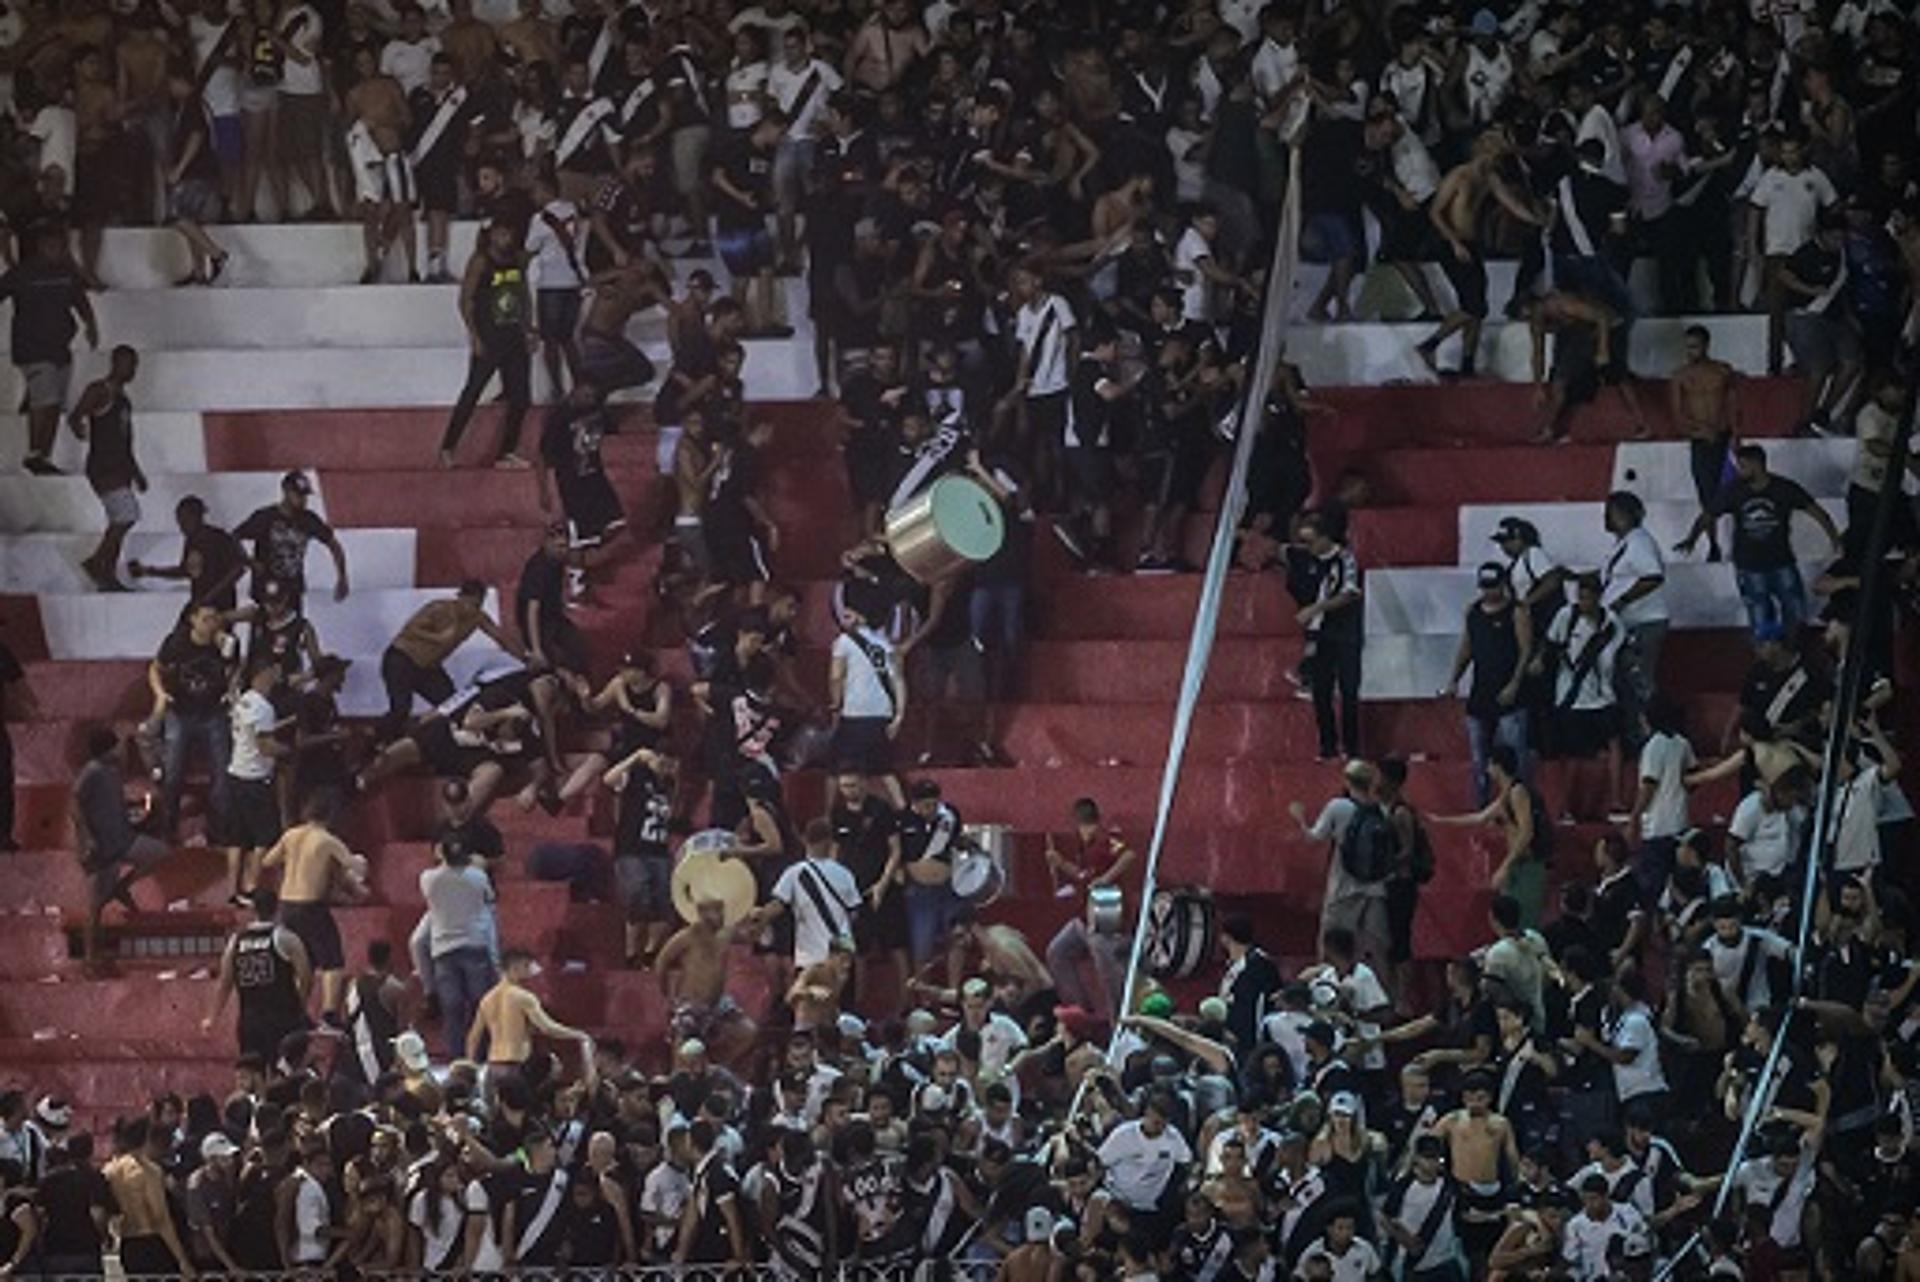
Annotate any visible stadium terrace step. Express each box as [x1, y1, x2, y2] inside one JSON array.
[[0, 529, 417, 595], [0, 471, 322, 536], [0, 413, 207, 476], [1366, 562, 1833, 635], [1458, 498, 1846, 571], [1309, 377, 1802, 448]]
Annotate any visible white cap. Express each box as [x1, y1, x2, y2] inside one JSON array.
[[200, 1133, 240, 1161], [1328, 1090, 1361, 1117], [393, 1030, 431, 1073], [919, 1084, 951, 1113], [34, 1097, 71, 1130], [1023, 1206, 1054, 1242]]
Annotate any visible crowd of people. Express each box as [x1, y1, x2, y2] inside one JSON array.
[[2, 0, 1920, 1278]]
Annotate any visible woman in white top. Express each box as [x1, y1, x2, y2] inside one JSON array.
[[724, 28, 770, 131]]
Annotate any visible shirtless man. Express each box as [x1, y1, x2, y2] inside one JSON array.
[[378, 581, 525, 743], [1430, 1071, 1522, 1262], [344, 46, 419, 283], [467, 946, 593, 1088], [438, 0, 499, 86], [71, 42, 124, 288], [1417, 129, 1542, 379], [1669, 324, 1742, 561], [1525, 290, 1649, 444], [1487, 1187, 1573, 1279], [261, 792, 369, 1021], [788, 935, 853, 1032], [116, 11, 173, 224], [657, 897, 757, 1064], [579, 258, 669, 400], [106, 1116, 197, 1278]]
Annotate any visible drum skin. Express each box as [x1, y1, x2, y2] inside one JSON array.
[[672, 829, 758, 925], [1087, 884, 1125, 935], [885, 476, 1006, 584]]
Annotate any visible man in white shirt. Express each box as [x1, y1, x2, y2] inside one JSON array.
[[758, 819, 863, 969], [1591, 971, 1667, 1108], [765, 25, 842, 267], [1096, 1092, 1192, 1212], [380, 4, 441, 95], [223, 661, 285, 906], [1728, 1121, 1821, 1256], [829, 598, 904, 797], [1750, 135, 1838, 372], [1727, 778, 1807, 884], [1832, 722, 1901, 875], [1294, 1205, 1381, 1281], [187, 0, 245, 208], [525, 170, 586, 401], [1621, 95, 1692, 312], [1562, 1174, 1649, 1280], [276, 1, 338, 218], [290, 1142, 335, 1264], [1174, 205, 1249, 324], [1704, 898, 1795, 1010], [1600, 491, 1668, 744], [1629, 698, 1694, 895]]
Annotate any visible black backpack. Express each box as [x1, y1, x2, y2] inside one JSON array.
[[1403, 808, 1437, 885], [1340, 801, 1396, 884]]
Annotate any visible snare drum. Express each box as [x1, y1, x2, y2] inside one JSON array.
[[671, 829, 758, 926], [884, 475, 1006, 584], [1087, 884, 1125, 935]]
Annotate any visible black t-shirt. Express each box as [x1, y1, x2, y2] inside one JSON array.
[[713, 135, 773, 233], [0, 260, 86, 365], [234, 504, 333, 590], [687, 1155, 741, 1263], [1786, 240, 1844, 316], [830, 794, 898, 892], [515, 548, 567, 641], [1300, 116, 1367, 218], [1591, 870, 1643, 955], [539, 402, 608, 479], [614, 763, 673, 858], [439, 813, 504, 864], [159, 629, 234, 716], [183, 524, 246, 611], [1714, 474, 1816, 571], [1738, 656, 1829, 732], [35, 1166, 112, 1256]]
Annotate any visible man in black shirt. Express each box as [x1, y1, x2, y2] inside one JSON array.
[[1776, 218, 1863, 436], [677, 1120, 748, 1267], [33, 1133, 113, 1276], [830, 772, 905, 1002], [0, 221, 98, 475], [233, 472, 350, 604], [1734, 622, 1830, 746], [1548, 137, 1632, 320], [607, 747, 678, 967], [67, 344, 146, 591], [1678, 443, 1840, 639], [710, 113, 789, 338], [128, 495, 248, 612], [1445, 562, 1533, 804], [516, 522, 588, 676], [151, 603, 236, 836]]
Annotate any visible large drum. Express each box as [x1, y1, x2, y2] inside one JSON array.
[[671, 828, 758, 926], [1087, 885, 1125, 935], [1145, 887, 1217, 978], [950, 824, 1011, 905], [884, 475, 1005, 584]]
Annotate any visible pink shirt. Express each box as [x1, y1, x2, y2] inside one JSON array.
[[1623, 122, 1688, 220]]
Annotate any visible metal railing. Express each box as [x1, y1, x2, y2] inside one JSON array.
[[90, 1265, 1008, 1281]]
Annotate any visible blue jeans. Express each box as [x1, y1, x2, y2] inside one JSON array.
[[1466, 710, 1529, 806], [1736, 564, 1806, 638], [433, 945, 497, 1059], [161, 709, 230, 834], [969, 581, 1026, 701], [905, 882, 963, 968]]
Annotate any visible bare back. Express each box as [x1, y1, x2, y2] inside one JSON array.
[[1672, 359, 1736, 440], [267, 823, 350, 904], [476, 980, 535, 1063]]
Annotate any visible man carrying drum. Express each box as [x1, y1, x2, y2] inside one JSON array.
[[1043, 796, 1138, 1021], [656, 896, 758, 1066]]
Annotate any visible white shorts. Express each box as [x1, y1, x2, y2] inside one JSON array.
[[98, 486, 140, 526]]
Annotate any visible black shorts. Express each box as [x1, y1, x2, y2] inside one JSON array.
[[856, 885, 909, 953], [1550, 705, 1618, 759], [1064, 445, 1113, 507], [1386, 875, 1419, 963], [1027, 390, 1069, 444], [558, 467, 625, 541], [580, 331, 657, 391], [832, 716, 894, 775], [705, 518, 769, 585], [416, 159, 459, 214], [119, 1236, 177, 1277], [538, 289, 583, 343], [417, 717, 486, 778], [280, 899, 345, 970], [1441, 243, 1489, 318], [220, 777, 282, 850], [911, 639, 984, 703]]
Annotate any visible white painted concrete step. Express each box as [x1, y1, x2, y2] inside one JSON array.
[[1457, 497, 1847, 571], [0, 472, 325, 536], [1364, 560, 1832, 638], [1610, 439, 1861, 504], [1, 529, 415, 595], [1284, 314, 1769, 384], [0, 413, 206, 476]]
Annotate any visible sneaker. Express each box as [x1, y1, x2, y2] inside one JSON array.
[[1135, 552, 1174, 575], [494, 453, 533, 470], [21, 455, 61, 476]]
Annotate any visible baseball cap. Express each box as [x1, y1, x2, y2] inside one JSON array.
[[1491, 516, 1536, 544], [686, 269, 716, 290], [919, 1083, 951, 1112], [34, 1097, 71, 1130], [678, 1038, 708, 1060], [1053, 1004, 1101, 1042], [1328, 1090, 1361, 1117], [200, 1133, 240, 1161], [1469, 8, 1499, 35], [1477, 562, 1509, 589], [281, 470, 313, 494], [393, 1030, 431, 1074], [1024, 1206, 1055, 1243], [1197, 996, 1229, 1024], [1139, 991, 1175, 1018], [961, 977, 990, 999]]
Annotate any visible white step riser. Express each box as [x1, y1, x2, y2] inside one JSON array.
[[1, 529, 415, 595], [0, 413, 207, 476], [1364, 560, 1833, 639], [1457, 497, 1847, 575], [1611, 439, 1861, 504], [0, 473, 325, 536]]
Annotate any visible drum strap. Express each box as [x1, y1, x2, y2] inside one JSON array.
[[798, 862, 857, 942]]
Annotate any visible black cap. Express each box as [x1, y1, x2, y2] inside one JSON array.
[[1477, 562, 1509, 590], [1491, 516, 1537, 545], [281, 470, 314, 494], [1413, 1134, 1445, 1159]]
